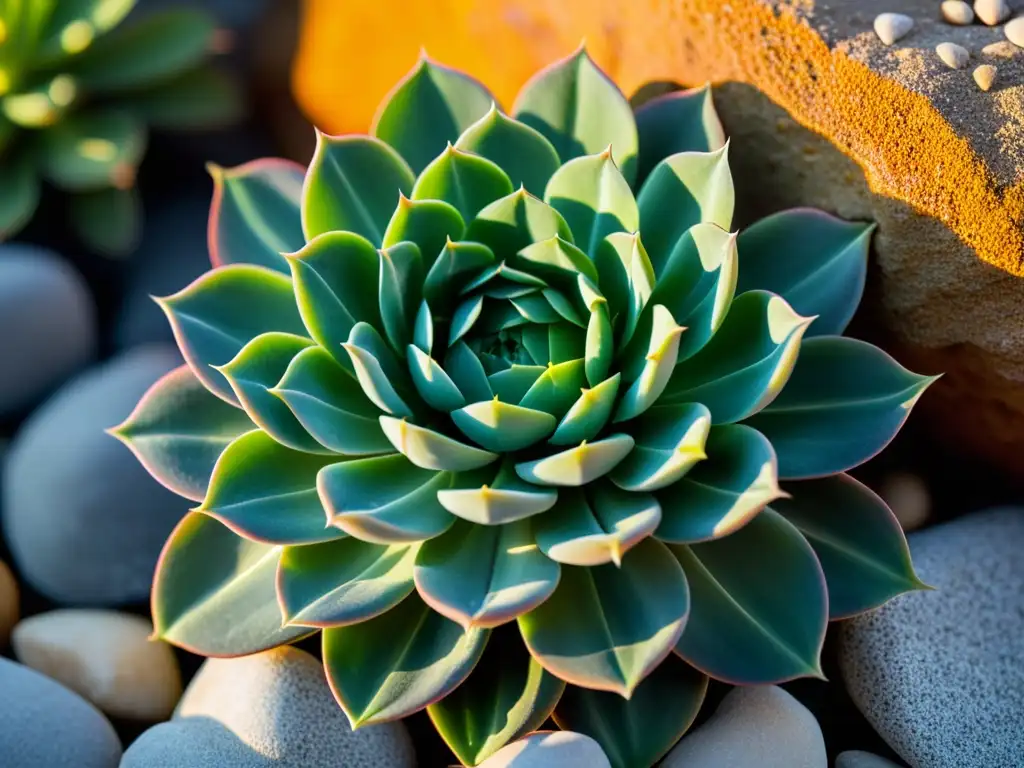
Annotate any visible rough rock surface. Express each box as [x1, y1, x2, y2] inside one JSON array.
[[840, 508, 1024, 767], [295, 0, 1024, 477], [479, 731, 612, 767]]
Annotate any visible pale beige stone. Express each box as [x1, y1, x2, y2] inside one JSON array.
[[878, 472, 931, 532], [975, 0, 1010, 26], [0, 559, 18, 648], [480, 731, 612, 768], [1005, 16, 1024, 48], [874, 13, 913, 45], [981, 40, 1018, 57], [936, 42, 970, 69], [941, 0, 974, 25], [11, 609, 182, 720], [973, 64, 998, 90]]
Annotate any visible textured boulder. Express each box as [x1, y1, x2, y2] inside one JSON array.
[[294, 0, 1024, 476]]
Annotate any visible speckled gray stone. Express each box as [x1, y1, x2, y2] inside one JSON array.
[[479, 731, 611, 768], [835, 751, 905, 768], [0, 245, 96, 416], [2, 346, 187, 604], [121, 719, 269, 767], [661, 685, 826, 768], [0, 657, 121, 768], [840, 508, 1024, 768], [174, 646, 416, 767]]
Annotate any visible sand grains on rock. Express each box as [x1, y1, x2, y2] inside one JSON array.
[[874, 13, 914, 46]]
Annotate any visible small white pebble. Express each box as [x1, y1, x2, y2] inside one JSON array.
[[941, 0, 975, 25], [878, 473, 931, 533], [982, 40, 1018, 57], [1005, 17, 1024, 48], [975, 0, 1010, 26], [936, 42, 970, 69], [974, 64, 998, 90], [874, 13, 914, 46]]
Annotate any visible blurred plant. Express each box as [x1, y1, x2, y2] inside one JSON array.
[[112, 49, 933, 768], [0, 0, 241, 255]]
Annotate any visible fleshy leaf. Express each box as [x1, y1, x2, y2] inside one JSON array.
[[614, 304, 684, 422], [276, 538, 417, 627], [637, 147, 734, 276], [198, 430, 341, 545], [429, 627, 565, 766], [634, 84, 725, 185], [663, 291, 813, 423], [611, 403, 710, 492], [519, 358, 587, 420], [128, 68, 242, 130], [371, 57, 494, 174], [39, 0, 137, 61], [382, 196, 466, 271], [444, 341, 494, 403], [414, 518, 560, 628], [0, 154, 41, 239], [152, 513, 309, 656], [424, 240, 496, 306], [773, 474, 927, 619], [736, 209, 873, 337], [157, 264, 305, 404], [323, 593, 488, 726], [272, 345, 392, 455], [656, 424, 784, 543], [41, 109, 146, 191], [411, 144, 514, 222], [451, 399, 557, 452], [466, 188, 573, 261], [519, 538, 688, 697], [455, 105, 561, 195], [594, 232, 655, 346], [486, 364, 545, 403], [437, 459, 557, 525], [554, 653, 708, 768], [302, 132, 415, 244], [208, 158, 304, 274], [534, 483, 662, 567], [318, 454, 455, 543], [516, 434, 634, 487], [550, 373, 621, 445], [513, 48, 638, 184], [343, 324, 415, 418], [379, 241, 424, 352], [407, 346, 466, 412], [109, 365, 254, 502], [544, 150, 639, 259], [745, 336, 936, 479], [670, 508, 827, 683], [218, 332, 324, 454], [380, 416, 498, 471]]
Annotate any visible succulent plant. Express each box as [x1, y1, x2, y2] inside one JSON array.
[[0, 0, 240, 255], [112, 49, 933, 768]]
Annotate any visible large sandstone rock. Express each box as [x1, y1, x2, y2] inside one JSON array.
[[294, 0, 1024, 476]]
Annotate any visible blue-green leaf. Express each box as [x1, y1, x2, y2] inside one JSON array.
[[634, 84, 725, 185], [412, 144, 514, 222], [437, 459, 557, 525], [379, 416, 498, 471], [455, 105, 561, 195], [378, 241, 424, 352], [516, 434, 634, 487], [382, 196, 466, 271], [612, 403, 710, 492]]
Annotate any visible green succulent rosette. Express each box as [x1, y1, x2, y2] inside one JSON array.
[[113, 49, 933, 768], [0, 0, 240, 254]]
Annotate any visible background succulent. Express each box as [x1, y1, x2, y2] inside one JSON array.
[[112, 48, 932, 767], [0, 0, 240, 255]]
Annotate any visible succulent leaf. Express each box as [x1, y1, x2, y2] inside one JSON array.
[[455, 104, 561, 195], [512, 48, 638, 184], [611, 403, 711, 492], [157, 264, 306, 405], [412, 144, 514, 222], [371, 57, 495, 175], [380, 416, 498, 471], [466, 189, 573, 260], [745, 337, 936, 479], [276, 538, 417, 627], [323, 594, 489, 726], [383, 196, 466, 268], [437, 459, 558, 525], [736, 209, 872, 336], [110, 365, 255, 502], [128, 67, 242, 130], [302, 133, 415, 244], [773, 474, 927, 618], [429, 627, 565, 766], [41, 109, 146, 191], [0, 154, 41, 238], [198, 430, 342, 545], [519, 538, 688, 697], [554, 653, 708, 768], [208, 158, 304, 274], [515, 434, 635, 487], [152, 512, 310, 656], [671, 508, 827, 683], [634, 84, 726, 185]]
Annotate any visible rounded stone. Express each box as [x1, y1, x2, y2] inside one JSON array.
[[877, 472, 930, 532], [836, 751, 904, 768], [840, 508, 1024, 767], [935, 42, 970, 71], [11, 609, 182, 721], [973, 64, 998, 91], [121, 719, 269, 768], [479, 731, 612, 768], [661, 685, 827, 768], [0, 559, 18, 648], [940, 0, 974, 25], [873, 13, 913, 46], [0, 245, 96, 416], [2, 346, 187, 604], [175, 646, 416, 767], [974, 0, 1010, 26], [0, 657, 121, 768], [1005, 16, 1024, 48]]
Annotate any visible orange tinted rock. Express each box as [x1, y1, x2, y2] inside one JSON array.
[[293, 0, 1024, 477]]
